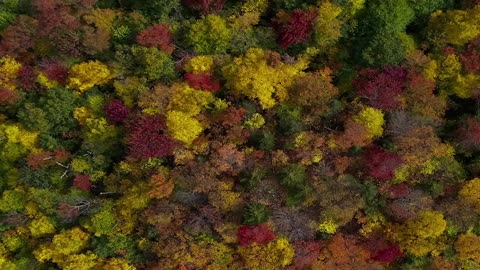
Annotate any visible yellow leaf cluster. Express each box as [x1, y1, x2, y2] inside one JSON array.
[[167, 83, 214, 117], [34, 227, 90, 263], [244, 113, 265, 129], [428, 6, 480, 46], [166, 83, 214, 144], [0, 56, 22, 91], [166, 111, 203, 145], [29, 215, 56, 238], [222, 48, 307, 109], [183, 55, 215, 74], [388, 211, 446, 256], [353, 107, 385, 139], [36, 72, 58, 89], [67, 61, 112, 92], [314, 1, 343, 48], [459, 178, 480, 211], [238, 237, 294, 270], [455, 234, 480, 263], [1, 123, 38, 151]]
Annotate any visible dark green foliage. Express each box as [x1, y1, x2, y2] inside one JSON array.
[[249, 130, 275, 150], [279, 163, 306, 189], [243, 203, 270, 225], [122, 0, 182, 21], [239, 167, 268, 189], [276, 105, 303, 136], [17, 103, 52, 133]]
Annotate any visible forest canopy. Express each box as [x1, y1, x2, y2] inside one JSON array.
[[1, 0, 480, 269]]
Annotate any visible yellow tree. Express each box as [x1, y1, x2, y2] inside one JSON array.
[[67, 60, 113, 93], [222, 48, 308, 109], [387, 211, 447, 256], [455, 233, 480, 264]]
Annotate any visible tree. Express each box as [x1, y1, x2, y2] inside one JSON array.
[[130, 46, 177, 82], [126, 114, 175, 160], [34, 227, 90, 264], [387, 211, 447, 256], [427, 5, 480, 47], [455, 233, 480, 263], [459, 178, 480, 211], [460, 37, 480, 74], [288, 68, 339, 120], [187, 14, 232, 54], [104, 99, 131, 125], [313, 1, 343, 49], [273, 8, 318, 49], [67, 61, 112, 92], [238, 237, 294, 270], [237, 224, 276, 247], [354, 66, 407, 111], [363, 145, 404, 181], [222, 48, 308, 109], [184, 72, 221, 92], [135, 23, 174, 54], [313, 234, 383, 270], [353, 106, 385, 140]]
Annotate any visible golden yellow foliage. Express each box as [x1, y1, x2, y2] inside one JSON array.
[[353, 107, 385, 139], [67, 61, 113, 92], [222, 48, 307, 109], [238, 237, 294, 270], [459, 178, 480, 211], [388, 211, 447, 256], [0, 56, 22, 91]]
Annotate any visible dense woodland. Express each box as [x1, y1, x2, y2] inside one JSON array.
[[1, 0, 480, 269]]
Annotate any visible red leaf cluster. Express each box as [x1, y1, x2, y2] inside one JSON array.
[[287, 241, 323, 270], [237, 224, 276, 247], [220, 107, 248, 127], [183, 0, 226, 15], [0, 16, 38, 56], [104, 99, 131, 125], [0, 88, 19, 105], [456, 117, 480, 151], [17, 65, 37, 91], [126, 114, 175, 160], [273, 9, 318, 49], [136, 23, 175, 54], [40, 59, 69, 84], [73, 174, 92, 191], [371, 244, 403, 264], [364, 145, 403, 181], [460, 37, 480, 74], [354, 66, 407, 111], [184, 72, 220, 92]]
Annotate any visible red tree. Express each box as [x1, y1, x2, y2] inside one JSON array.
[[40, 59, 69, 84], [184, 72, 220, 92], [460, 37, 480, 74], [126, 114, 176, 160], [273, 9, 318, 49], [364, 145, 404, 181], [371, 244, 403, 264], [104, 99, 131, 125], [73, 175, 92, 191], [136, 23, 175, 54], [354, 66, 407, 111], [237, 224, 276, 247], [456, 117, 480, 151], [287, 241, 323, 270]]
